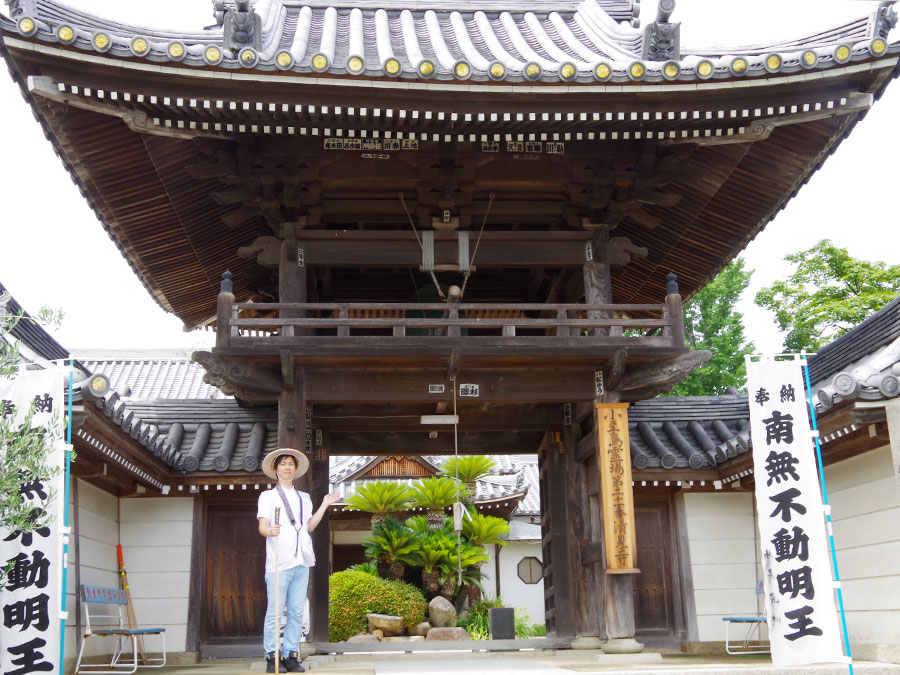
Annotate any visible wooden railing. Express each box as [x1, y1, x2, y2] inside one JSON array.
[[214, 295, 685, 350]]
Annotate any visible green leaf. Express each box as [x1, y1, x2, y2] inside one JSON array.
[[755, 239, 900, 352], [344, 480, 413, 516], [461, 510, 509, 547], [438, 456, 496, 483]]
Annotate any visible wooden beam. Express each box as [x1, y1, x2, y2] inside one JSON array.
[[303, 368, 597, 403], [327, 430, 545, 455], [296, 231, 587, 268]]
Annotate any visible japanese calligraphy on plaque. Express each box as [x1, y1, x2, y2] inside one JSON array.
[[1, 368, 66, 675], [746, 358, 843, 667], [595, 403, 637, 571]]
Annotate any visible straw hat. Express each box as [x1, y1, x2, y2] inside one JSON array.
[[261, 448, 310, 481]]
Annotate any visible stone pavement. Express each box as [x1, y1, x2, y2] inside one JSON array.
[[125, 652, 900, 675]]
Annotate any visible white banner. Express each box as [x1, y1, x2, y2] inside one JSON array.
[[0, 368, 66, 675], [747, 358, 844, 666]]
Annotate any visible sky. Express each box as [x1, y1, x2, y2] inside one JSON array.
[[0, 0, 898, 354]]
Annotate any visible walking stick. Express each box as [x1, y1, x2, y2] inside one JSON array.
[[273, 507, 281, 675], [117, 545, 147, 664]]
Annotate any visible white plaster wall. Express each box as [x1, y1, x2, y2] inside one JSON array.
[[67, 480, 121, 660], [683, 491, 760, 641], [119, 497, 194, 654], [481, 541, 546, 626], [332, 530, 368, 545], [825, 445, 900, 652]]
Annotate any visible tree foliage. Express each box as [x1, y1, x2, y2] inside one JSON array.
[[755, 239, 900, 353], [1, 305, 64, 583], [669, 259, 755, 396], [344, 480, 414, 527]]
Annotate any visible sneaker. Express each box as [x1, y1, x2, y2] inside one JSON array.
[[282, 652, 305, 672], [265, 653, 286, 673]]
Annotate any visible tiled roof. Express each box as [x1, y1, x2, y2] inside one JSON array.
[[3, 0, 895, 85], [806, 295, 900, 412], [76, 351, 230, 400], [0, 280, 71, 364], [628, 394, 751, 469]]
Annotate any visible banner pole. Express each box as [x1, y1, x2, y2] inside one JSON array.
[[60, 361, 74, 668], [801, 355, 853, 675]]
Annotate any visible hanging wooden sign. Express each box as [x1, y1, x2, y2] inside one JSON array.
[[595, 403, 639, 573]]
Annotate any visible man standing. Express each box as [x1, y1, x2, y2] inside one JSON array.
[[258, 448, 340, 673]]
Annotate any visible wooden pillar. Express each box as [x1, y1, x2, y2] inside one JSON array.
[[537, 430, 577, 639], [279, 236, 307, 337], [595, 391, 643, 653], [277, 369, 305, 451], [307, 428, 330, 643], [583, 226, 612, 336]]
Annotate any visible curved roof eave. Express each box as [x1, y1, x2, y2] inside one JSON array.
[[4, 0, 896, 85]]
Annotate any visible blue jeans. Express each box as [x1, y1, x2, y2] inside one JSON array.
[[263, 565, 309, 655]]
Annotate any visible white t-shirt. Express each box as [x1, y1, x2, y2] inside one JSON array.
[[257, 486, 315, 572]]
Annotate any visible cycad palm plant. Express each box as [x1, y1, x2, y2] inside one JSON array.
[[344, 480, 414, 528], [363, 517, 420, 580], [438, 456, 496, 504], [462, 510, 510, 548], [439, 540, 490, 599], [410, 529, 455, 595], [409, 476, 470, 529], [461, 509, 509, 601]]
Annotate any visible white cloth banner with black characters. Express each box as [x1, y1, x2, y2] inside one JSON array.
[[747, 358, 844, 666], [0, 368, 66, 675]]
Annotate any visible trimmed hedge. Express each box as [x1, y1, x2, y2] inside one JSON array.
[[328, 570, 427, 642]]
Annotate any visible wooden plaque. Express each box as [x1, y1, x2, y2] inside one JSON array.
[[595, 403, 637, 571]]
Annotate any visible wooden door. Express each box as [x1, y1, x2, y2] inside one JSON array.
[[204, 503, 267, 642], [632, 496, 677, 637]]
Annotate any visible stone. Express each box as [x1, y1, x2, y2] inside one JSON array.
[[409, 635, 425, 642], [570, 636, 605, 650], [299, 644, 316, 659], [346, 634, 380, 643], [425, 627, 470, 641], [366, 613, 405, 636], [383, 636, 410, 642], [488, 607, 515, 640], [428, 596, 457, 628], [602, 637, 644, 654], [371, 629, 384, 640], [409, 621, 431, 637]]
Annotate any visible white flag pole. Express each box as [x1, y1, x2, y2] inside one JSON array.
[[800, 353, 854, 675]]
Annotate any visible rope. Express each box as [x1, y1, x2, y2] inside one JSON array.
[[400, 192, 446, 301], [459, 192, 495, 300]]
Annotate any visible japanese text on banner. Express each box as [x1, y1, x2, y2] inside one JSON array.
[[1, 368, 65, 675], [747, 358, 843, 667]]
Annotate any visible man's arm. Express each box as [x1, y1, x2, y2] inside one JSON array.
[[307, 492, 341, 533], [258, 517, 280, 538]]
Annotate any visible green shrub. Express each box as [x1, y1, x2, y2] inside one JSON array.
[[348, 561, 378, 576], [328, 570, 426, 641], [457, 597, 502, 639], [457, 597, 546, 639]]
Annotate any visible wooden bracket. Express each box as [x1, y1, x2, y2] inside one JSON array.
[[604, 349, 628, 391]]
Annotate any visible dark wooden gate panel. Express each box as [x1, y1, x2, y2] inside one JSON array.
[[633, 496, 677, 637], [332, 544, 367, 572], [204, 503, 267, 641]]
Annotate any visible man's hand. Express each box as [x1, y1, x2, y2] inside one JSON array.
[[321, 492, 341, 508]]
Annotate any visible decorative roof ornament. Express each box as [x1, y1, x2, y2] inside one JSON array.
[[875, 1, 898, 40], [223, 0, 261, 52], [642, 0, 680, 62]]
